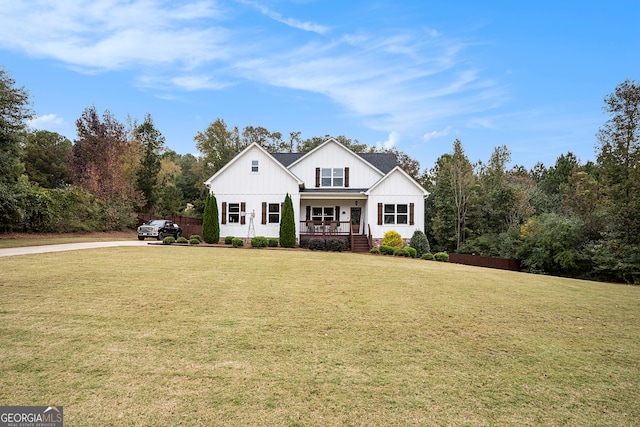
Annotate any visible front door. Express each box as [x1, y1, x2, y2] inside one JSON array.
[[350, 207, 361, 234]]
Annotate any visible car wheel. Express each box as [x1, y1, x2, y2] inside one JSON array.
[[176, 232, 181, 239], [138, 236, 145, 241], [158, 232, 164, 240]]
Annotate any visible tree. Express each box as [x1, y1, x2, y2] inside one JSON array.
[[450, 140, 476, 250], [596, 79, 640, 245], [22, 130, 72, 188], [202, 193, 219, 244], [0, 67, 33, 229], [382, 147, 421, 180], [194, 118, 243, 178], [279, 193, 296, 247], [241, 125, 288, 152], [135, 114, 165, 213], [297, 135, 372, 153], [409, 229, 430, 257], [70, 106, 141, 229]]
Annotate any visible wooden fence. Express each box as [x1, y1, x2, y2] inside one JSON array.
[[448, 253, 521, 272], [136, 214, 203, 238]]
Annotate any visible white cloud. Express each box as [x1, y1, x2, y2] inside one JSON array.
[[423, 126, 452, 142], [237, 0, 330, 34], [170, 75, 233, 91], [376, 131, 401, 150], [0, 0, 228, 72], [28, 114, 66, 130]]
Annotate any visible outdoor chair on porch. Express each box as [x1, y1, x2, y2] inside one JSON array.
[[328, 221, 339, 234], [306, 220, 316, 234]]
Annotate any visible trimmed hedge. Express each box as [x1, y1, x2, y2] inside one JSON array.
[[434, 252, 449, 262], [251, 236, 269, 248], [379, 245, 395, 255]]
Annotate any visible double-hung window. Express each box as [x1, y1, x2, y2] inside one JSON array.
[[251, 160, 259, 173], [321, 168, 343, 187], [268, 203, 280, 223], [228, 203, 240, 223], [384, 204, 408, 224]]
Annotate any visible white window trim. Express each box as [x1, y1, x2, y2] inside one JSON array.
[[320, 168, 344, 187]]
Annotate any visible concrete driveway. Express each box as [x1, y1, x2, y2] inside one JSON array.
[[0, 240, 151, 257]]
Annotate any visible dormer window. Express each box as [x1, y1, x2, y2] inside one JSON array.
[[251, 160, 259, 173], [321, 168, 343, 187]]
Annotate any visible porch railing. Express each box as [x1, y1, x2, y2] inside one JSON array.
[[300, 220, 350, 236]]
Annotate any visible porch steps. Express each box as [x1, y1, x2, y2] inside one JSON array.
[[351, 234, 371, 253]]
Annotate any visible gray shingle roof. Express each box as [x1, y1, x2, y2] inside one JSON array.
[[271, 151, 397, 174]]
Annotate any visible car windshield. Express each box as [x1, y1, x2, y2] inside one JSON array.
[[148, 220, 166, 226]]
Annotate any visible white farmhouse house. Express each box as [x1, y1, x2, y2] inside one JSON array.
[[204, 138, 428, 251]]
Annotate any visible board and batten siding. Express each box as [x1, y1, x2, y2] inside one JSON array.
[[366, 169, 426, 240], [208, 145, 301, 239], [289, 142, 383, 189]]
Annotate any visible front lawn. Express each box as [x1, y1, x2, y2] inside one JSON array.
[[0, 247, 638, 425]]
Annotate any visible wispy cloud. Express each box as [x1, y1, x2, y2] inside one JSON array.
[[237, 0, 330, 34], [0, 0, 507, 144], [423, 126, 452, 142], [235, 29, 504, 137], [0, 0, 228, 72]]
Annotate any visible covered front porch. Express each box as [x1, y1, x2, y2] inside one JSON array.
[[298, 191, 371, 252]]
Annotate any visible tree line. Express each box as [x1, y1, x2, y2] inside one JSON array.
[[0, 65, 638, 282]]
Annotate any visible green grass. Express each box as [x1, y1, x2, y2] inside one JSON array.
[[1, 247, 638, 426]]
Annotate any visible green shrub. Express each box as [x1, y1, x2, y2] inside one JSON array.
[[176, 236, 189, 244], [409, 230, 430, 258], [434, 252, 449, 262], [370, 247, 381, 254], [251, 236, 269, 248], [308, 238, 326, 251], [379, 245, 395, 255], [299, 237, 311, 249], [382, 230, 403, 249], [162, 236, 175, 245], [224, 236, 234, 245], [405, 247, 417, 258], [326, 238, 348, 252], [232, 238, 244, 247], [268, 238, 278, 247], [421, 253, 435, 260], [189, 238, 201, 245], [189, 235, 202, 242], [394, 248, 410, 257]]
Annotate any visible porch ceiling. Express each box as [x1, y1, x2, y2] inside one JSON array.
[[299, 189, 368, 200]]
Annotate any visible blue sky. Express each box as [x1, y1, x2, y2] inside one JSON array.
[[1, 0, 638, 171]]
